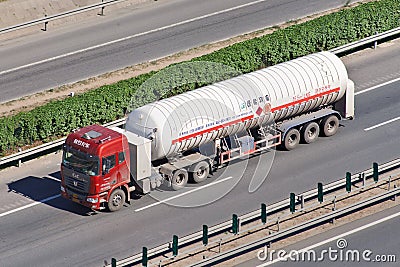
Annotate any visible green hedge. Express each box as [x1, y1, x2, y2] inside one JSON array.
[[1, 0, 399, 155]]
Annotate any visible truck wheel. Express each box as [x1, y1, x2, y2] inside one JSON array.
[[171, 169, 188, 191], [190, 161, 210, 183], [301, 122, 320, 144], [283, 128, 300, 150], [321, 115, 339, 137], [108, 189, 125, 212]]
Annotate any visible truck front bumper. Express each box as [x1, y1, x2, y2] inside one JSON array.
[[61, 186, 105, 210]]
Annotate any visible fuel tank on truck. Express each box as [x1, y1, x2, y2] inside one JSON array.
[[125, 51, 351, 160]]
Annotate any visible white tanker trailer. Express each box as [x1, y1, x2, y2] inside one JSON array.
[[61, 51, 354, 211]]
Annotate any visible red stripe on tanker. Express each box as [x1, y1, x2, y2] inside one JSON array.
[[172, 114, 255, 144], [270, 87, 340, 112], [171, 86, 340, 144], [126, 52, 351, 161]]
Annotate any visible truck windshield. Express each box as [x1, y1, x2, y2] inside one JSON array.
[[62, 145, 99, 176]]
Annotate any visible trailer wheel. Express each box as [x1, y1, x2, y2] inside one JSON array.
[[283, 128, 300, 150], [301, 122, 320, 144], [108, 189, 125, 212], [171, 169, 188, 190], [321, 115, 339, 137], [190, 161, 210, 183]]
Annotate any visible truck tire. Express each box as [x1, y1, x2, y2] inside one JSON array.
[[321, 115, 339, 137], [283, 128, 300, 150], [171, 169, 188, 190], [190, 161, 210, 183], [301, 122, 320, 144], [108, 188, 125, 212]]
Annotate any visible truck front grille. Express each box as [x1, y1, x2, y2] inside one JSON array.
[[65, 176, 89, 193]]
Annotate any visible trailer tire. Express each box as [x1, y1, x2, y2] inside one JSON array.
[[108, 189, 125, 212], [301, 122, 320, 144], [283, 128, 300, 150], [321, 115, 339, 137], [171, 169, 188, 190], [190, 161, 210, 183]]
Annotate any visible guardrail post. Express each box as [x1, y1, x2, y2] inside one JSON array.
[[332, 196, 336, 211], [277, 216, 280, 231], [393, 184, 397, 201], [111, 258, 116, 267], [261, 203, 267, 224], [290, 193, 295, 213], [318, 182, 323, 203], [100, 0, 105, 16], [388, 176, 392, 190], [232, 214, 239, 235], [346, 172, 351, 192], [172, 235, 178, 257], [202, 225, 208, 246], [360, 172, 366, 187], [297, 195, 304, 210], [374, 31, 378, 49], [43, 15, 48, 31], [331, 196, 337, 223], [17, 148, 22, 167], [373, 162, 379, 182], [142, 247, 148, 267]]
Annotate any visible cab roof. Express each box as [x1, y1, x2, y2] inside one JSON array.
[[66, 125, 123, 154]]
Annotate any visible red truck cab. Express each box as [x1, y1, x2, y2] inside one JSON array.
[[61, 125, 131, 211]]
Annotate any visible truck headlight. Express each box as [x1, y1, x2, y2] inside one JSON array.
[[60, 185, 65, 192], [86, 197, 98, 203]]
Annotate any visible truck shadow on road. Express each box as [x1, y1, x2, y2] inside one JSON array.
[[7, 171, 94, 216]]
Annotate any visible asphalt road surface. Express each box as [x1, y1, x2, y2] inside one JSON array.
[[0, 0, 364, 103], [0, 41, 399, 266]]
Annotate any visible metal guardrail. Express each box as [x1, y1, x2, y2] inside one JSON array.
[[0, 0, 129, 34], [0, 118, 126, 167], [1, 26, 400, 168], [330, 26, 400, 54], [193, 185, 400, 266], [113, 158, 400, 266]]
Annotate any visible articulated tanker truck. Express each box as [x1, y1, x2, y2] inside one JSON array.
[[61, 51, 354, 211]]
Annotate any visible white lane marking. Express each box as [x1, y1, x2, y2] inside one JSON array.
[[364, 116, 400, 131], [0, 0, 268, 76], [135, 176, 233, 212], [355, 76, 400, 95], [47, 176, 61, 182], [257, 210, 400, 266], [0, 194, 60, 218]]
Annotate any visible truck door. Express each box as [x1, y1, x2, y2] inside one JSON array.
[[102, 154, 117, 188], [117, 151, 130, 183]]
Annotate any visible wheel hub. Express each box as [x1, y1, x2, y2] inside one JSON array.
[[112, 195, 122, 206]]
